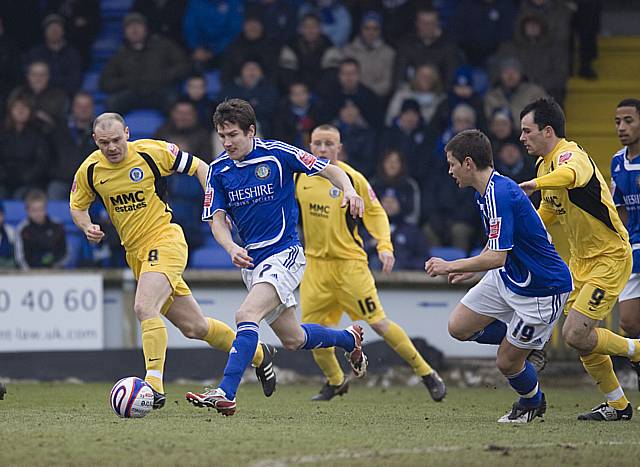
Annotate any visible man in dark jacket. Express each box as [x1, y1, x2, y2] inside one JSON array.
[[99, 12, 190, 114], [15, 190, 67, 269]]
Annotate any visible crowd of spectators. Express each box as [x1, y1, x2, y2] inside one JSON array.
[[0, 0, 604, 271]]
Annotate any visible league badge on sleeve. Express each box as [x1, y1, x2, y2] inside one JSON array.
[[204, 185, 213, 209], [296, 148, 318, 169], [558, 152, 572, 165], [489, 217, 502, 239], [71, 178, 77, 193], [167, 142, 180, 157]]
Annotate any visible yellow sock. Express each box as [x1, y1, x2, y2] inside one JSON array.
[[593, 328, 640, 361], [203, 318, 264, 367], [312, 347, 344, 386], [383, 321, 433, 377], [141, 317, 167, 394], [580, 353, 629, 410]]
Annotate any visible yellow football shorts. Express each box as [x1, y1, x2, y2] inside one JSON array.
[[300, 257, 386, 326], [125, 224, 191, 315], [566, 249, 632, 320]]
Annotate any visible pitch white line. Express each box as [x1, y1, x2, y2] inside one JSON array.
[[253, 441, 640, 467]]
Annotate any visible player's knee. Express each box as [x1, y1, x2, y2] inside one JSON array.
[[562, 324, 588, 350], [236, 306, 261, 324], [448, 322, 470, 341], [280, 334, 305, 351], [495, 353, 522, 376], [179, 319, 208, 340], [370, 319, 389, 335], [133, 302, 157, 321]]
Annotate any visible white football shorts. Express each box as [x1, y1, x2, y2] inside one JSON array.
[[461, 269, 570, 350], [241, 244, 306, 324]]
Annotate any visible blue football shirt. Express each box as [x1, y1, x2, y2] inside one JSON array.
[[476, 171, 572, 297], [611, 147, 640, 273], [202, 138, 329, 268]]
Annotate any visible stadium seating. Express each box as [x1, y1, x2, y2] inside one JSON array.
[[190, 245, 233, 269], [123, 110, 165, 140], [428, 247, 467, 261], [3, 200, 25, 225]]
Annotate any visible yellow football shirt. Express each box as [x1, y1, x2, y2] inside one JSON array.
[[70, 139, 202, 252], [536, 138, 629, 260], [295, 161, 393, 261]]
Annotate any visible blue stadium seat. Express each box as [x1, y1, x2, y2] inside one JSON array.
[[204, 70, 221, 98], [124, 110, 165, 140], [64, 231, 85, 268], [2, 200, 25, 225], [428, 247, 467, 261], [48, 201, 73, 225], [82, 71, 101, 93], [190, 245, 233, 269]]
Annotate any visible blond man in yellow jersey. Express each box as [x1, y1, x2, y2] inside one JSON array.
[[69, 113, 275, 409], [520, 98, 638, 421], [295, 124, 446, 401]]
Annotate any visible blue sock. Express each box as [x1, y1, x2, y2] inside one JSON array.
[[469, 321, 507, 345], [300, 324, 355, 352], [507, 361, 542, 407], [218, 322, 259, 400]]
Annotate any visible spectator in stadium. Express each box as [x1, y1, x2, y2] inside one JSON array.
[[14, 190, 67, 270], [321, 58, 383, 130], [183, 0, 244, 70], [494, 142, 535, 185], [48, 91, 98, 200], [571, 0, 602, 79], [131, 0, 187, 50], [23, 14, 83, 96], [332, 100, 377, 177], [369, 191, 429, 271], [371, 149, 421, 225], [520, 0, 573, 51], [272, 81, 323, 148], [44, 0, 101, 70], [298, 0, 352, 47], [380, 98, 438, 184], [484, 57, 546, 130], [245, 0, 300, 46], [342, 11, 396, 99], [385, 63, 446, 127], [437, 103, 478, 157], [0, 94, 50, 199], [434, 66, 487, 135], [278, 13, 342, 94], [0, 201, 17, 268], [154, 99, 213, 162], [451, 0, 518, 67], [493, 13, 569, 104], [10, 60, 68, 134], [182, 74, 215, 128], [220, 15, 280, 86], [220, 61, 279, 136], [393, 8, 461, 88], [346, 0, 415, 48], [99, 12, 190, 115], [487, 107, 519, 152], [0, 15, 23, 122]]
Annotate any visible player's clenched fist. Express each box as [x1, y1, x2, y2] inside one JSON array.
[[84, 224, 105, 243], [425, 257, 450, 277], [341, 189, 364, 218]]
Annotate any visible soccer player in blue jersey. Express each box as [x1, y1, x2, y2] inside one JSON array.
[[185, 99, 368, 416], [425, 129, 573, 423], [611, 98, 640, 388]]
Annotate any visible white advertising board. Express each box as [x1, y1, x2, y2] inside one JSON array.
[[0, 274, 104, 351]]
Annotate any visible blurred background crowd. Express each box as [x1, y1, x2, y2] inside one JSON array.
[[0, 0, 604, 271]]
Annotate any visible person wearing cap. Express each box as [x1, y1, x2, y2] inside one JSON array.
[[22, 13, 83, 96], [0, 200, 17, 268], [99, 12, 190, 115], [297, 0, 352, 47], [343, 11, 396, 99], [483, 57, 546, 130]]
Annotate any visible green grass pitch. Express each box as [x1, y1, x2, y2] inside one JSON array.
[[2, 382, 640, 466]]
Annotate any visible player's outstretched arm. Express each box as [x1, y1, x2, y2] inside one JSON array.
[[194, 160, 209, 190], [70, 208, 104, 244], [210, 211, 254, 268], [318, 164, 364, 218], [425, 248, 506, 277]]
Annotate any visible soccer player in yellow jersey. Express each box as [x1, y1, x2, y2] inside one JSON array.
[[296, 124, 446, 401], [519, 97, 638, 421], [69, 113, 276, 409]]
